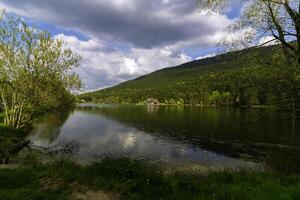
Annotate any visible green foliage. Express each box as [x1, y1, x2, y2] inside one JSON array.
[[222, 91, 232, 105], [177, 98, 184, 105], [1, 158, 300, 200], [0, 112, 3, 123], [79, 45, 299, 108], [169, 98, 176, 105], [197, 0, 300, 67], [0, 11, 82, 128], [0, 123, 27, 148], [208, 90, 221, 105], [266, 148, 300, 175]]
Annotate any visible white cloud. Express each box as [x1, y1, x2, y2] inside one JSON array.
[[55, 34, 192, 91], [258, 36, 278, 46], [0, 0, 239, 90], [195, 53, 216, 60]]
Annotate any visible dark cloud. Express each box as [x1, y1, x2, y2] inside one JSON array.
[[0, 0, 234, 90], [1, 0, 222, 48]]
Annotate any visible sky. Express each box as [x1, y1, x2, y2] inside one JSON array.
[[0, 0, 243, 91]]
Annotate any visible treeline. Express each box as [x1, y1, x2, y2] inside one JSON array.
[[79, 46, 299, 108]]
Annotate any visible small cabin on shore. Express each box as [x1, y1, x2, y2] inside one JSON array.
[[146, 98, 160, 105]]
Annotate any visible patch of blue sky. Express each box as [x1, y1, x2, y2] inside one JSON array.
[[184, 47, 220, 60], [22, 16, 89, 41]]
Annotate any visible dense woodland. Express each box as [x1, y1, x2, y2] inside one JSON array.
[[79, 45, 300, 108]]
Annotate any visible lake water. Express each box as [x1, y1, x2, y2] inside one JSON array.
[[28, 104, 300, 168]]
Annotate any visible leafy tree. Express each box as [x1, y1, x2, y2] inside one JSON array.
[[197, 0, 300, 66], [209, 90, 221, 105], [177, 98, 185, 105], [197, 0, 300, 110], [169, 99, 176, 105], [222, 91, 232, 105], [0, 11, 82, 128]]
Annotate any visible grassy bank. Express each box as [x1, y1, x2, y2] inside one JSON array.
[[0, 123, 27, 147], [0, 113, 29, 164], [0, 158, 300, 200], [0, 112, 28, 145]]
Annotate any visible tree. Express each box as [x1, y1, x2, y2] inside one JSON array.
[[222, 91, 232, 105], [197, 0, 300, 110], [209, 90, 221, 105], [196, 0, 300, 66], [0, 11, 82, 128]]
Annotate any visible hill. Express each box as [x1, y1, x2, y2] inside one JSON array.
[[79, 45, 298, 107]]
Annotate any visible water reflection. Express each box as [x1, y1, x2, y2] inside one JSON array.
[[29, 105, 300, 168], [29, 111, 70, 145]]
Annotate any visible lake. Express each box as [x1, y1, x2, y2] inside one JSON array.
[[28, 104, 300, 169]]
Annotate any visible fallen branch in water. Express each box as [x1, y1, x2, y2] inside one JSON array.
[[29, 139, 80, 157]]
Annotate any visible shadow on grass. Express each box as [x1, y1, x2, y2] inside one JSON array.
[[265, 147, 300, 175], [1, 158, 300, 200], [0, 124, 30, 164]]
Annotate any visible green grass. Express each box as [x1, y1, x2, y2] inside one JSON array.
[[0, 113, 28, 152], [265, 148, 300, 175], [1, 158, 300, 200], [0, 124, 27, 148]]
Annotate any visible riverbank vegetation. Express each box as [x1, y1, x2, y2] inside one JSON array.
[[0, 11, 82, 129], [0, 10, 82, 163], [0, 124, 27, 149], [1, 158, 300, 200]]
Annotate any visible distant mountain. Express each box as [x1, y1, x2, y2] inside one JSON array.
[[79, 45, 297, 107]]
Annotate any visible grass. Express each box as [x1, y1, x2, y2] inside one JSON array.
[[265, 148, 300, 175], [0, 112, 29, 147], [0, 124, 27, 148], [0, 113, 29, 164], [0, 158, 300, 200]]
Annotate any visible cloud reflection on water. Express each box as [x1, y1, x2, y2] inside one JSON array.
[[29, 109, 258, 168]]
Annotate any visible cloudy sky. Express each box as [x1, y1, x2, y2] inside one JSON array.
[[0, 0, 243, 91]]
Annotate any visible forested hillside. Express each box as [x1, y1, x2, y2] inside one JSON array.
[[79, 45, 299, 107]]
